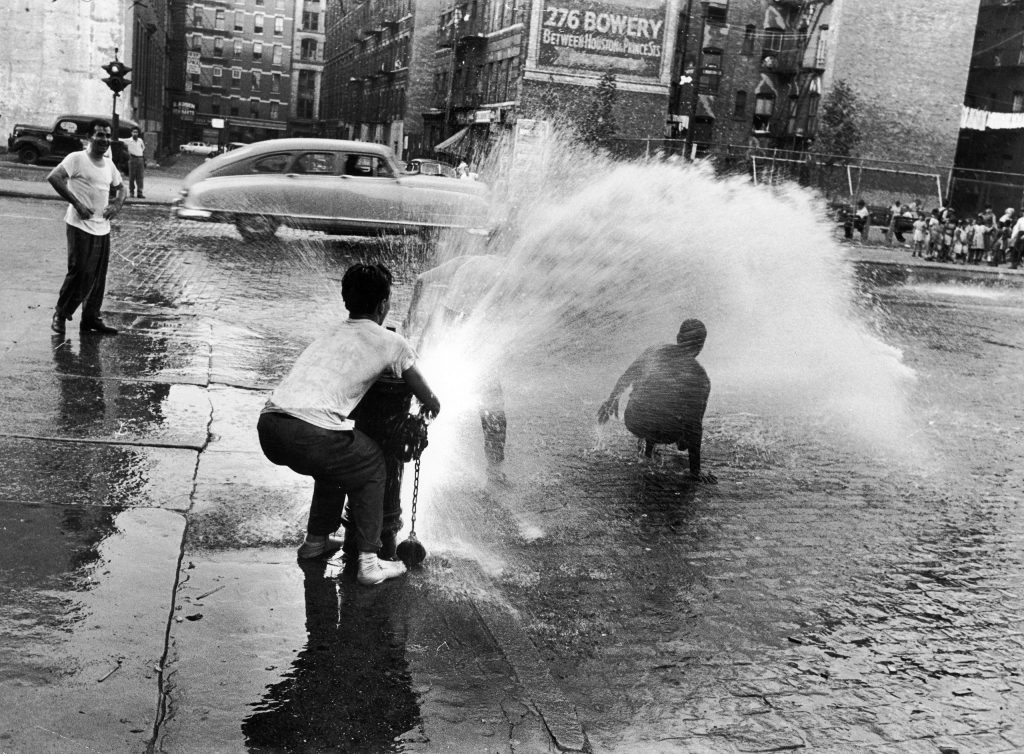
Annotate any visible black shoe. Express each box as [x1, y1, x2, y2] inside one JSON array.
[[51, 311, 65, 334], [137, 193, 145, 199], [80, 318, 118, 335]]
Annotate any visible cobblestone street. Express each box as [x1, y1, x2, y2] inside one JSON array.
[[2, 193, 1023, 752]]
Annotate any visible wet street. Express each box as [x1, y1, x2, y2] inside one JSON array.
[[1, 192, 1023, 753]]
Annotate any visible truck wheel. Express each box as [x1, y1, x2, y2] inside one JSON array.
[[18, 146, 40, 165], [235, 216, 279, 242]]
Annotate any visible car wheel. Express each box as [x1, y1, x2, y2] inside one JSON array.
[[235, 216, 279, 242], [18, 146, 40, 165]]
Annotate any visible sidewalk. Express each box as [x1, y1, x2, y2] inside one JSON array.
[[0, 159, 186, 205]]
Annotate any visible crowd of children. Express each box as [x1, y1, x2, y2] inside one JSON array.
[[887, 200, 1023, 269]]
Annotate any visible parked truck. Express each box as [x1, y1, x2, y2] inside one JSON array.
[[6, 114, 139, 171]]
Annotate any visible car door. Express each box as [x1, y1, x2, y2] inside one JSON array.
[[327, 151, 407, 230], [277, 151, 344, 228]]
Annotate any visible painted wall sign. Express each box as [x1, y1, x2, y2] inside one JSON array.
[[537, 0, 667, 78]]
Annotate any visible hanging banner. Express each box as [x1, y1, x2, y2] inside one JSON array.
[[537, 0, 667, 79]]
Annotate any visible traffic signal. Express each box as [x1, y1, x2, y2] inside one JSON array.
[[101, 59, 132, 94]]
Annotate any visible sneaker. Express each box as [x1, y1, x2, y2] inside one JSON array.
[[357, 553, 407, 585], [80, 318, 118, 335], [51, 311, 65, 334], [296, 535, 345, 560]]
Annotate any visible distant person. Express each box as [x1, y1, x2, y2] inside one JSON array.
[[1007, 210, 1024, 269], [911, 213, 927, 258], [598, 318, 717, 483], [887, 199, 905, 245], [257, 263, 442, 586], [47, 118, 125, 336], [994, 207, 1016, 265], [926, 209, 942, 260], [853, 200, 870, 243], [953, 219, 969, 264], [967, 215, 989, 265], [126, 127, 146, 198]]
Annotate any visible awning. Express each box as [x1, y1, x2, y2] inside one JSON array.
[[433, 127, 470, 155]]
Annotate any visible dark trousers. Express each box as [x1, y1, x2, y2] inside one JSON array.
[[56, 224, 109, 321], [257, 411, 386, 552], [128, 156, 145, 195]]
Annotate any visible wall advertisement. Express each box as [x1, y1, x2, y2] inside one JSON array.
[[537, 0, 667, 79]]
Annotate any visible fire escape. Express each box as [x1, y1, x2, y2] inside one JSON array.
[[752, 0, 828, 153]]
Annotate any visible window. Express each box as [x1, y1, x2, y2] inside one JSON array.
[[270, 102, 279, 118], [234, 11, 243, 31], [274, 16, 284, 35], [254, 13, 264, 32], [1014, 92, 1024, 113], [733, 90, 747, 117], [230, 103, 240, 116], [215, 8, 225, 29], [193, 6, 203, 26], [232, 67, 242, 87], [252, 70, 262, 90], [301, 38, 318, 60], [273, 45, 283, 65], [272, 73, 281, 93], [212, 65, 223, 77], [753, 92, 774, 131], [234, 39, 242, 56], [303, 11, 319, 31], [250, 98, 261, 118], [214, 36, 224, 56], [254, 0, 263, 5], [253, 42, 263, 60], [806, 93, 820, 135], [211, 102, 221, 114], [698, 51, 721, 93], [295, 152, 335, 173], [344, 154, 394, 178], [705, 0, 727, 23], [253, 154, 291, 173], [742, 25, 755, 54], [191, 34, 202, 51]]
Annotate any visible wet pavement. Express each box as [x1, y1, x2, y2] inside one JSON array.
[[1, 186, 1023, 754]]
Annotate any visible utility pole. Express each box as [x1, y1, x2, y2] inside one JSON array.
[[684, 2, 707, 159]]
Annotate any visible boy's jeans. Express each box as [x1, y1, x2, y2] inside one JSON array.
[[257, 411, 385, 552]]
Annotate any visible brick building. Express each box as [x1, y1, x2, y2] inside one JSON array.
[[167, 0, 295, 149], [671, 0, 977, 167], [320, 0, 444, 160], [288, 0, 326, 136], [954, 0, 1024, 211]]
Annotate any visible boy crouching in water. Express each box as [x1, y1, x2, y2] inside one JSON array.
[[257, 264, 441, 586]]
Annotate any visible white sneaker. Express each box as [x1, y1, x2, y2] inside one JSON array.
[[357, 553, 407, 585]]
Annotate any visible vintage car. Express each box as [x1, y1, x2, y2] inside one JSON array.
[[179, 141, 221, 156], [174, 138, 491, 241], [7, 114, 140, 170], [406, 158, 457, 178]]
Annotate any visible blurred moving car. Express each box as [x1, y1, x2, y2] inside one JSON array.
[[406, 158, 457, 178], [179, 141, 220, 156], [174, 138, 491, 241]]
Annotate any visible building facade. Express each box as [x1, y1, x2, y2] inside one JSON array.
[[0, 0, 170, 158], [167, 0, 295, 149], [320, 0, 445, 159], [954, 0, 1024, 211], [289, 0, 326, 136]]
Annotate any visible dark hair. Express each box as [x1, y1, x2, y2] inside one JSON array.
[[341, 263, 392, 316], [676, 318, 707, 355], [89, 118, 113, 136]]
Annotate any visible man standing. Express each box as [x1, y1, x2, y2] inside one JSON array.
[[126, 127, 145, 199], [47, 118, 125, 336]]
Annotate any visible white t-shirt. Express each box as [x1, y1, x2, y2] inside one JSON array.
[[126, 137, 145, 157], [59, 150, 122, 236], [263, 318, 417, 431]]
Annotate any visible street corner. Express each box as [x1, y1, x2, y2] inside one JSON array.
[[0, 505, 185, 753]]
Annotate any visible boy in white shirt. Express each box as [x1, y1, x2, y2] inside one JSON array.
[[257, 264, 441, 586]]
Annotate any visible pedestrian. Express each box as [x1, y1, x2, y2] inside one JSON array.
[[926, 209, 942, 260], [911, 213, 928, 257], [853, 200, 870, 243], [256, 263, 442, 586], [597, 318, 717, 483], [968, 215, 989, 265], [994, 207, 1016, 265], [887, 199, 905, 245], [126, 127, 146, 199], [47, 118, 125, 336], [953, 219, 969, 264], [1008, 210, 1024, 269]]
